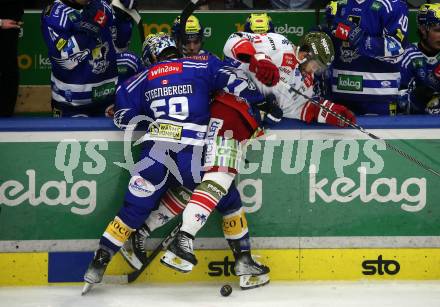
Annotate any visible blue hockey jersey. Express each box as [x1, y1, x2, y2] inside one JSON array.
[[114, 54, 265, 146], [116, 51, 144, 86], [41, 0, 132, 108], [399, 43, 440, 113], [329, 0, 409, 115]]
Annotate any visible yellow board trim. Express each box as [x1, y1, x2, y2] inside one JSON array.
[[1, 248, 440, 286], [0, 253, 48, 286]]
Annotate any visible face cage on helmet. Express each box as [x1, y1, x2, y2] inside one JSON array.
[[301, 54, 328, 75], [182, 32, 203, 44]]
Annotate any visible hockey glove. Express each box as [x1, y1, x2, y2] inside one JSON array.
[[256, 95, 283, 127], [434, 64, 440, 80], [426, 95, 440, 115], [249, 53, 280, 87], [397, 89, 410, 114], [332, 17, 364, 48], [303, 99, 356, 128], [76, 0, 108, 37]]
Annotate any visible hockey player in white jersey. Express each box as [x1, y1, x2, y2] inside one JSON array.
[[119, 32, 277, 290], [222, 31, 356, 126], [399, 3, 440, 115], [159, 31, 356, 282]]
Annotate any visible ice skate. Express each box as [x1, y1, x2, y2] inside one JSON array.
[[120, 225, 150, 270], [235, 252, 270, 290], [160, 231, 197, 273], [82, 248, 112, 295]]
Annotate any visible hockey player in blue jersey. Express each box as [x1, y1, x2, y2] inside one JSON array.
[[171, 14, 208, 57], [399, 3, 440, 115], [325, 0, 409, 115], [41, 0, 133, 117], [116, 51, 144, 84], [82, 34, 272, 292], [116, 32, 278, 290]]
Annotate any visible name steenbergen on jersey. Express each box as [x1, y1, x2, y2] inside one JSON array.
[[223, 32, 344, 124]]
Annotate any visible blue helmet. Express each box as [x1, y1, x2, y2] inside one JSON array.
[[417, 3, 440, 27], [244, 13, 274, 34], [142, 33, 178, 66], [171, 15, 204, 43]]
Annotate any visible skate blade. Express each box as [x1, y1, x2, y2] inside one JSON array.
[[239, 274, 270, 290], [119, 247, 143, 270], [81, 282, 93, 296], [160, 250, 193, 273]]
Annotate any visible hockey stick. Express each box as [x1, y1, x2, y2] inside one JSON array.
[[176, 0, 201, 54], [285, 82, 440, 177], [111, 0, 145, 42], [126, 221, 182, 283]]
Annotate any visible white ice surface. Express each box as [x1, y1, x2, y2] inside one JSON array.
[[1, 281, 440, 307]]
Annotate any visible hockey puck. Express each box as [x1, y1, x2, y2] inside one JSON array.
[[220, 284, 232, 297]]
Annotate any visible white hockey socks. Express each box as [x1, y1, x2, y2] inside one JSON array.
[[145, 186, 191, 232], [180, 180, 228, 237]]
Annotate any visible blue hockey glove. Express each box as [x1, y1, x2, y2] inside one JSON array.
[[397, 89, 410, 114], [75, 0, 108, 38], [256, 94, 283, 127], [332, 17, 365, 48], [82, 0, 108, 27]]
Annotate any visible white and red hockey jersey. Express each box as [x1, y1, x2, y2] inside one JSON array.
[[223, 32, 316, 122]]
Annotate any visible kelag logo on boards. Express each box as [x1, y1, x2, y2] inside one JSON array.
[[18, 54, 51, 70], [362, 255, 400, 275], [208, 256, 237, 277]]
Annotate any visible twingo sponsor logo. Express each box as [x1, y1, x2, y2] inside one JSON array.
[[309, 165, 427, 213], [337, 74, 363, 91], [0, 169, 96, 215], [128, 175, 155, 197]]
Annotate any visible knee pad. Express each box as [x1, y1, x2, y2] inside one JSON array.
[[222, 207, 249, 240]]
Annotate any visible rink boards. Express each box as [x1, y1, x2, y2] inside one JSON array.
[[1, 117, 440, 285], [1, 249, 440, 285]]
